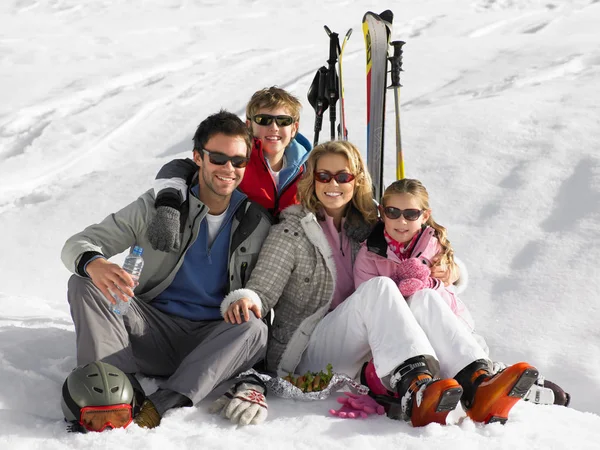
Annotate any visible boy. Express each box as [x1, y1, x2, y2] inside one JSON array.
[[149, 87, 311, 252]]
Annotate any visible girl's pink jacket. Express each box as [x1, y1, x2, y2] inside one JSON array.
[[353, 223, 474, 330]]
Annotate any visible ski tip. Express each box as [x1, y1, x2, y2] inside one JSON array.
[[380, 10, 394, 22], [363, 10, 394, 25], [362, 11, 377, 21]]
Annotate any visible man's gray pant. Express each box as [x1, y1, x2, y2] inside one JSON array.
[[67, 275, 267, 404]]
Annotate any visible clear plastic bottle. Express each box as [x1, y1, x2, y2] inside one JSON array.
[[110, 246, 144, 315]]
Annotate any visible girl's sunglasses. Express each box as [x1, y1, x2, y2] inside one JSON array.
[[382, 207, 423, 221], [314, 171, 356, 184], [251, 114, 295, 127], [201, 149, 250, 168]]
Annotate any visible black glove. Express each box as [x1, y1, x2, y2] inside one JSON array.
[[147, 206, 181, 252]]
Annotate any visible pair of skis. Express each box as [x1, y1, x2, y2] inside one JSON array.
[[308, 27, 352, 147], [362, 9, 406, 201]]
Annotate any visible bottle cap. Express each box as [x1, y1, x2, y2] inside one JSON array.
[[132, 246, 143, 256]]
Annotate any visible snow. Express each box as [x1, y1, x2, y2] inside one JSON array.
[[1, 0, 599, 448]]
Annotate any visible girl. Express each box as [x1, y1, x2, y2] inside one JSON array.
[[355, 179, 570, 409], [221, 141, 538, 427], [354, 178, 475, 330]]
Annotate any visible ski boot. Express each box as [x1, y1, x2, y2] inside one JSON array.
[[493, 362, 570, 406], [456, 359, 538, 424], [385, 355, 463, 427]]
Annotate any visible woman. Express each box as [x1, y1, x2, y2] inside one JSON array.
[[221, 141, 538, 427]]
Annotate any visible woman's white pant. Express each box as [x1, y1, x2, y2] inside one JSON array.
[[296, 277, 487, 382]]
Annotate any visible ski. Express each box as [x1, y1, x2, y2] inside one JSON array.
[[363, 10, 393, 201], [338, 28, 352, 140]]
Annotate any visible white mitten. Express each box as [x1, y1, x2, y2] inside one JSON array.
[[209, 376, 268, 426]]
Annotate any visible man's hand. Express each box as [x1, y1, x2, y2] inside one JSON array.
[[224, 298, 262, 324], [430, 255, 460, 286], [86, 258, 135, 304]]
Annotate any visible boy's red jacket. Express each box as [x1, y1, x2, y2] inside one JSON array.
[[240, 134, 312, 217]]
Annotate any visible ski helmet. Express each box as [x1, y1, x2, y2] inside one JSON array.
[[61, 361, 138, 430]]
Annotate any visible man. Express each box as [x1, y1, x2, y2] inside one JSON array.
[[61, 110, 273, 429]]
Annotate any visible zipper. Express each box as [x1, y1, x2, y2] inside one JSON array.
[[240, 262, 248, 286]]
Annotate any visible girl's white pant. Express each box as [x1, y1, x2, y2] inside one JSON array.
[[296, 277, 487, 382]]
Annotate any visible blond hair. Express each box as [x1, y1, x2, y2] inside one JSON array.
[[246, 86, 302, 122], [382, 179, 455, 267], [296, 141, 378, 225]]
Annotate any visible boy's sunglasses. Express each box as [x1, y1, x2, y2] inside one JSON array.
[[382, 207, 423, 221], [201, 149, 249, 168], [314, 171, 356, 184], [251, 114, 295, 127]]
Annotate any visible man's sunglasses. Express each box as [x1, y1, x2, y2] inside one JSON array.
[[382, 207, 423, 221], [251, 114, 295, 127], [201, 149, 249, 168], [314, 171, 356, 184]]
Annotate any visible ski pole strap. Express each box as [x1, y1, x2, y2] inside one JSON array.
[[316, 67, 329, 146], [307, 66, 330, 147]]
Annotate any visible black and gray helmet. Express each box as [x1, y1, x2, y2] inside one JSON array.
[[61, 361, 141, 424]]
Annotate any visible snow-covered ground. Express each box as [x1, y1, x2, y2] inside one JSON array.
[[1, 0, 599, 448]]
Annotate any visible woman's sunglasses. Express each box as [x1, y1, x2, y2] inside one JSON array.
[[201, 149, 250, 168], [382, 207, 423, 221], [314, 171, 356, 184], [251, 114, 295, 127]]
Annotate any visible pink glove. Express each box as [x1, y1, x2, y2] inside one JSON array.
[[398, 277, 440, 297], [398, 278, 425, 297], [395, 258, 430, 282], [329, 392, 385, 419]]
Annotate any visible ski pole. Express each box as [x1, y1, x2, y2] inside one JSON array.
[[324, 27, 340, 141], [389, 40, 405, 180], [307, 66, 329, 147]]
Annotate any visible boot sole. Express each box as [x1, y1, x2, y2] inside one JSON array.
[[411, 382, 463, 427], [437, 386, 464, 412], [484, 366, 539, 424], [508, 368, 539, 398]]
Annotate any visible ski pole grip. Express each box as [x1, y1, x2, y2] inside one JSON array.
[[389, 40, 405, 87], [327, 32, 340, 65]]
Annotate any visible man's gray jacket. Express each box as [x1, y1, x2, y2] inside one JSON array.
[[61, 187, 273, 303]]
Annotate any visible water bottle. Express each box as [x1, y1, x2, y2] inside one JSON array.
[[110, 246, 144, 315]]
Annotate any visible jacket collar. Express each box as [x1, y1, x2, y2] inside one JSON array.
[[189, 182, 247, 218], [366, 221, 388, 257], [252, 134, 312, 188]]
